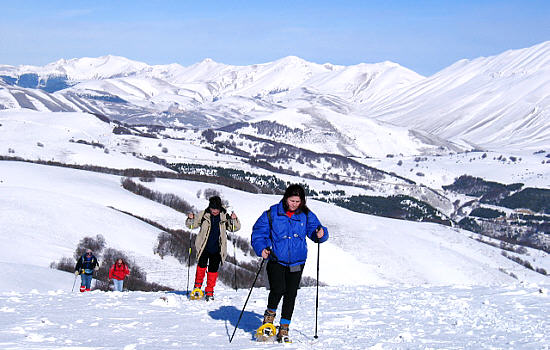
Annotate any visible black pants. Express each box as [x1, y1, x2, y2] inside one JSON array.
[[266, 261, 303, 321], [198, 251, 221, 273]]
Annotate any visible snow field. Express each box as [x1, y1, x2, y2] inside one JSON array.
[[1, 160, 549, 291], [0, 285, 548, 349]]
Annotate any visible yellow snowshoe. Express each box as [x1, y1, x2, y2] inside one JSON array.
[[189, 288, 204, 300], [255, 323, 277, 342]]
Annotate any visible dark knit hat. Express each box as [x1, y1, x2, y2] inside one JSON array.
[[208, 196, 223, 210]]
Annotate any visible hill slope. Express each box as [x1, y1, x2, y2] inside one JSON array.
[[1, 160, 548, 291], [363, 41, 550, 151]]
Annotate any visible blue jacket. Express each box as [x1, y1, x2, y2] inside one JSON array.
[[251, 201, 329, 267]]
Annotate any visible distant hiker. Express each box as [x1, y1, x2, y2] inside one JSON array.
[[74, 249, 100, 292], [109, 258, 130, 292], [251, 184, 329, 343], [186, 196, 241, 301]]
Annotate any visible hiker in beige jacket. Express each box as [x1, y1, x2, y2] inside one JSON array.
[[186, 196, 241, 300]]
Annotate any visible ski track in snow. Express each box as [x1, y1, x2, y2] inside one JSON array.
[[0, 286, 548, 350]]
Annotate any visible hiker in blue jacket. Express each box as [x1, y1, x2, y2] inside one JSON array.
[[251, 184, 329, 342], [74, 249, 99, 292]]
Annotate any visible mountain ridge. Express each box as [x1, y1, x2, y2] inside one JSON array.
[[1, 41, 549, 152], [363, 41, 550, 150]]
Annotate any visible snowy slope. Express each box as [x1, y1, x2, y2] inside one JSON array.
[[0, 81, 18, 109], [300, 61, 422, 104], [0, 285, 548, 349], [0, 108, 460, 191], [1, 161, 548, 292], [1, 108, 547, 218], [363, 41, 550, 151], [0, 263, 75, 293], [234, 105, 461, 158], [0, 83, 79, 112], [0, 109, 170, 170], [360, 150, 550, 190], [9, 55, 149, 81], [0, 109, 247, 171]]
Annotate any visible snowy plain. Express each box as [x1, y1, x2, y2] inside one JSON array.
[[0, 284, 549, 349]]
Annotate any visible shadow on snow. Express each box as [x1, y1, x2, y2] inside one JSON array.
[[166, 290, 189, 296], [209, 305, 262, 341]]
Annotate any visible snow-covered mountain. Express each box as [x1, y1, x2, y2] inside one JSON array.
[[0, 55, 420, 120], [3, 55, 149, 81], [0, 55, 462, 164], [363, 41, 550, 151], [0, 54, 438, 161], [2, 42, 550, 154]]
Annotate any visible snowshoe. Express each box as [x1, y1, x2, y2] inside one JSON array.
[[255, 323, 277, 342], [189, 288, 204, 300]]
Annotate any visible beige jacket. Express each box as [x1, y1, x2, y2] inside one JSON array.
[[185, 210, 241, 263]]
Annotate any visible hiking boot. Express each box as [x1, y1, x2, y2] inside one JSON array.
[[277, 324, 291, 343], [263, 309, 276, 325], [205, 293, 214, 301]]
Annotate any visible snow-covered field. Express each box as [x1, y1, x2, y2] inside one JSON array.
[[360, 151, 550, 190], [1, 284, 549, 349], [0, 109, 244, 170], [1, 41, 549, 350], [2, 160, 549, 291]]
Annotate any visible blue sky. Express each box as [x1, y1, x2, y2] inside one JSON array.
[[0, 0, 549, 76]]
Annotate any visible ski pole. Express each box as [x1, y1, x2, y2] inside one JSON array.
[[233, 236, 237, 291], [233, 219, 238, 291], [229, 253, 268, 343], [187, 223, 193, 296], [228, 210, 238, 291], [314, 237, 321, 339], [71, 273, 77, 292]]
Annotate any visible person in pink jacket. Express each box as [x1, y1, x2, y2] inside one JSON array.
[[109, 258, 130, 292]]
